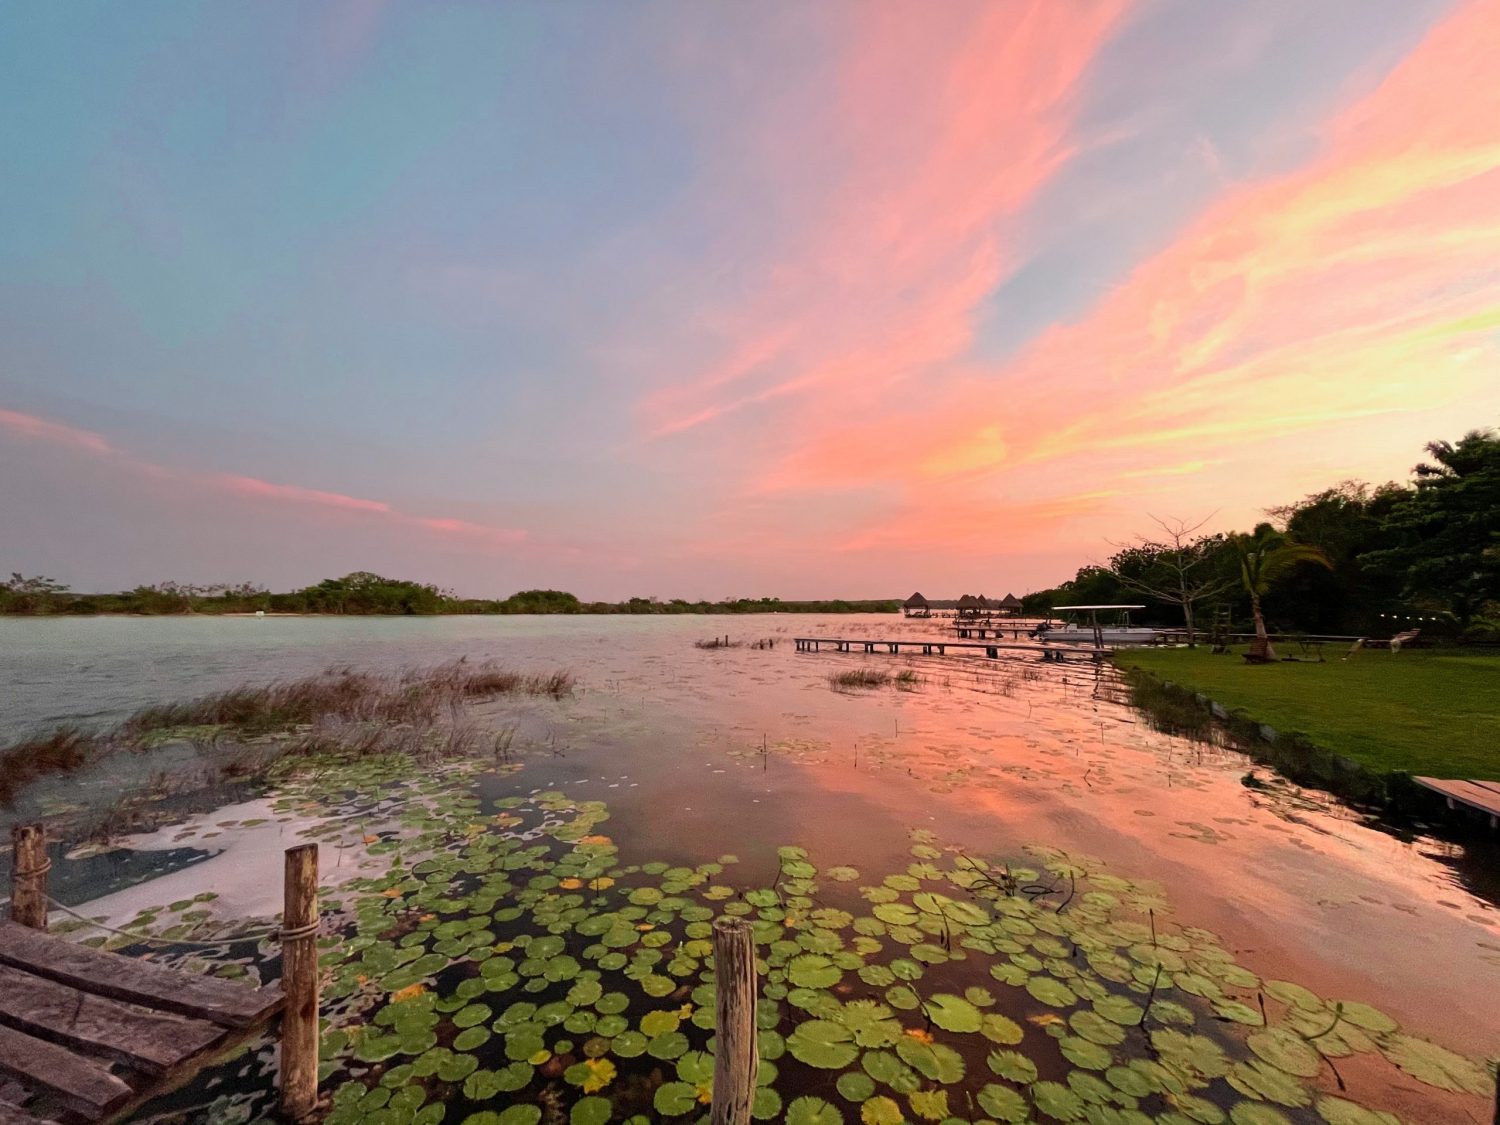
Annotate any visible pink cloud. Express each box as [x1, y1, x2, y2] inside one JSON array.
[[215, 474, 393, 514], [0, 408, 114, 456], [639, 0, 1132, 440], [1, 405, 528, 552]]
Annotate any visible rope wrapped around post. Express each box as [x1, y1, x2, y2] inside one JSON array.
[[711, 916, 758, 1125], [280, 843, 321, 1121], [9, 823, 51, 931]]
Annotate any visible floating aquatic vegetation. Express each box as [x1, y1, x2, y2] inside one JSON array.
[[91, 751, 1492, 1125]]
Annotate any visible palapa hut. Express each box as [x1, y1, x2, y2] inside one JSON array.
[[956, 594, 982, 619], [997, 592, 1024, 616], [902, 592, 931, 618]]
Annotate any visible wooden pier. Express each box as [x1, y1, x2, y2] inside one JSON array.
[[952, 623, 1039, 640], [1413, 777, 1500, 829], [794, 637, 1109, 662], [2, 825, 319, 1123]]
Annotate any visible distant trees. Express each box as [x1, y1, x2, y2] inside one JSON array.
[[1365, 430, 1500, 626], [293, 572, 448, 615], [0, 573, 70, 614], [1027, 428, 1500, 645], [0, 572, 898, 617]]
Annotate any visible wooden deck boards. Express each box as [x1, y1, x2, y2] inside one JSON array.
[[1414, 776, 1500, 821], [0, 921, 283, 1123], [0, 922, 281, 1028]]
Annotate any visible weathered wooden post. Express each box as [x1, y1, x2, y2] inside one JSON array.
[[9, 823, 49, 931], [280, 843, 320, 1120], [711, 916, 757, 1125]]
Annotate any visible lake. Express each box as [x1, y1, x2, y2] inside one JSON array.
[[2, 614, 1495, 1123]]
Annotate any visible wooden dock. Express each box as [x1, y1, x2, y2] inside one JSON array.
[[952, 623, 1039, 640], [1413, 777, 1500, 828], [2, 825, 320, 1123], [794, 637, 1109, 662]]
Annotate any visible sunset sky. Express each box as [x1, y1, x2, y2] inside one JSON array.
[[3, 0, 1498, 600]]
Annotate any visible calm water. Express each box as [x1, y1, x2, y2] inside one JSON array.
[[3, 614, 1497, 1120]]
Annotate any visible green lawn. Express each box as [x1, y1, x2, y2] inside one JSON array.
[[1114, 647, 1500, 779]]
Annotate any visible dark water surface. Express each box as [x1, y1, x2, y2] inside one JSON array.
[[3, 614, 1496, 1121]]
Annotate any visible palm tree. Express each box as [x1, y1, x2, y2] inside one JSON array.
[[1231, 524, 1332, 661]]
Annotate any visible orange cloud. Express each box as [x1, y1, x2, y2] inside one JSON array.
[[757, 0, 1500, 553]]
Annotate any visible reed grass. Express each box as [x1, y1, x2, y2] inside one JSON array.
[[0, 660, 575, 806]]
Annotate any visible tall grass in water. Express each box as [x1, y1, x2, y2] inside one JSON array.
[[0, 660, 575, 806], [827, 667, 925, 691], [0, 728, 91, 805]]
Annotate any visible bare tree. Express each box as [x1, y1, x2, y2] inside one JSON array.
[[1105, 515, 1235, 647]]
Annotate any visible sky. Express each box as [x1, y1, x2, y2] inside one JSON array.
[[2, 0, 1498, 601]]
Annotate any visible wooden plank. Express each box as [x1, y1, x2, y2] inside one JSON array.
[[0, 965, 224, 1075], [0, 923, 282, 1030], [1414, 777, 1500, 816], [0, 1023, 131, 1120]]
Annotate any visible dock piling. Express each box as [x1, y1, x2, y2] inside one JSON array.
[[9, 823, 50, 931], [711, 916, 758, 1125], [280, 843, 321, 1121]]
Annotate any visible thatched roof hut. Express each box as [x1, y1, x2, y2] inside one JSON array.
[[956, 594, 981, 618], [903, 592, 929, 609], [997, 592, 1024, 615]]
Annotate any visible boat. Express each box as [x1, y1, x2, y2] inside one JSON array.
[[1035, 604, 1165, 646]]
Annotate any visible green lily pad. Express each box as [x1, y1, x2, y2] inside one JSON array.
[[908, 1088, 948, 1121], [1246, 1028, 1322, 1078], [987, 1048, 1038, 1084], [836, 1070, 876, 1102], [977, 1082, 1029, 1123], [979, 1012, 1024, 1044], [789, 953, 842, 989], [653, 1081, 700, 1115], [837, 999, 904, 1047], [785, 1095, 844, 1125], [859, 1095, 903, 1125], [1060, 1035, 1112, 1070], [894, 1035, 964, 1084], [925, 993, 981, 1033], [1025, 976, 1076, 1008], [1313, 1096, 1402, 1125], [788, 1020, 859, 1069], [570, 1096, 612, 1125], [1380, 1034, 1492, 1094]]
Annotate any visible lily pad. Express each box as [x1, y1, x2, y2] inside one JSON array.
[[788, 1020, 859, 1069], [925, 993, 981, 1033]]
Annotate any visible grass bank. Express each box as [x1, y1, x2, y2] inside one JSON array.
[[1115, 647, 1500, 810]]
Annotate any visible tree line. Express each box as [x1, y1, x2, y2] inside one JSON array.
[[1022, 429, 1500, 650], [0, 571, 899, 617]]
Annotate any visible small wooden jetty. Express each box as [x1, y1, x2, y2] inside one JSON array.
[[1413, 777, 1500, 829], [2, 825, 320, 1123], [952, 623, 1037, 640], [794, 637, 1109, 662]]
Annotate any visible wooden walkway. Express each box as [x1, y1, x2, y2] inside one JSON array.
[[3, 826, 321, 1123], [794, 637, 1110, 662], [0, 922, 282, 1123], [1413, 777, 1500, 828]]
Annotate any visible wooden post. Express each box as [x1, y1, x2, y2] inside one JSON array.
[[280, 843, 319, 1121], [10, 823, 49, 931], [711, 916, 757, 1125]]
